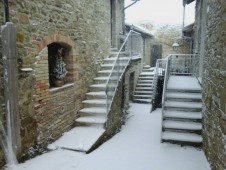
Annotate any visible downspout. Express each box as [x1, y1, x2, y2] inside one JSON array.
[[124, 0, 140, 10], [3, 0, 10, 23]]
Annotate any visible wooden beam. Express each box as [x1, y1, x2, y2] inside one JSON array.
[[1, 22, 21, 155]]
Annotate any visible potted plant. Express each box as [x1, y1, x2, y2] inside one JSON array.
[[50, 47, 68, 87]]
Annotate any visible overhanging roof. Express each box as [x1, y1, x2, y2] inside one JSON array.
[[183, 0, 195, 6], [125, 23, 153, 37]]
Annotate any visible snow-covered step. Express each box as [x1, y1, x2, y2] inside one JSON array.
[[139, 76, 154, 80], [86, 91, 106, 97], [98, 70, 111, 74], [167, 76, 202, 91], [136, 83, 153, 87], [89, 84, 106, 91], [104, 57, 130, 61], [75, 115, 106, 124], [94, 77, 109, 81], [133, 99, 152, 103], [82, 99, 106, 106], [140, 72, 155, 76], [165, 92, 202, 99], [101, 64, 114, 68], [48, 126, 105, 152], [162, 131, 202, 143], [163, 120, 202, 130], [133, 95, 152, 98], [164, 110, 202, 120], [134, 91, 152, 95], [138, 80, 153, 83], [79, 107, 106, 115], [165, 101, 202, 109], [135, 87, 153, 90], [143, 65, 151, 68]]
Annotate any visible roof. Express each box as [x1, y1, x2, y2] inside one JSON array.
[[182, 23, 194, 33], [183, 0, 195, 6], [125, 23, 154, 37]]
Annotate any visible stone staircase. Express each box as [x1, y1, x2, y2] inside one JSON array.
[[161, 76, 203, 147], [133, 65, 154, 103], [48, 50, 130, 152]]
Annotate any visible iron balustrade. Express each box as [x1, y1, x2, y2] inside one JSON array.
[[105, 30, 142, 125], [151, 59, 167, 108], [160, 54, 199, 141]]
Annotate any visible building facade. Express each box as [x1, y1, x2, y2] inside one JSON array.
[[0, 0, 125, 165], [185, 0, 226, 169]]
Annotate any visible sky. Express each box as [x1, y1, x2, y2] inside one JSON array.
[[125, 0, 195, 26]]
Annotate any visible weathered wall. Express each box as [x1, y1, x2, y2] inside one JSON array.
[[201, 0, 226, 169], [124, 58, 142, 109], [0, 0, 124, 165], [143, 36, 153, 66]]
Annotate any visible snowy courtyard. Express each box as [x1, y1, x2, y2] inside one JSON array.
[[7, 103, 210, 170]]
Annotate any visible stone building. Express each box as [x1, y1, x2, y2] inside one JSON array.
[[184, 0, 226, 169], [0, 0, 126, 166], [125, 23, 154, 66]]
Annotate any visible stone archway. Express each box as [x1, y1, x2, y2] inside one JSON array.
[[33, 33, 79, 146]]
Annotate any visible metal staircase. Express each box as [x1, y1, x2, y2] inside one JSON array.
[[48, 30, 143, 152], [133, 65, 154, 103], [160, 54, 203, 147], [161, 76, 202, 146]]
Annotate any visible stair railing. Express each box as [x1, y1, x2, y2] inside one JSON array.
[[105, 30, 142, 125], [151, 59, 167, 111], [160, 53, 199, 140]]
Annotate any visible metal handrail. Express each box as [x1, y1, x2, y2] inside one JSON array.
[[152, 59, 166, 100], [105, 30, 142, 126], [160, 53, 199, 140]]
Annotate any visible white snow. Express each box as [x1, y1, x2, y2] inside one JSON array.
[[163, 120, 202, 130], [8, 103, 210, 170], [47, 126, 105, 152], [162, 131, 202, 143], [76, 116, 106, 124], [167, 76, 202, 90], [164, 110, 202, 119], [165, 101, 202, 108]]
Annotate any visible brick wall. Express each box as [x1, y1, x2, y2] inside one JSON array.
[[200, 1, 226, 169], [0, 0, 124, 164]]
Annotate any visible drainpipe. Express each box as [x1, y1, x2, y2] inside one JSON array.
[[2, 0, 10, 23], [124, 0, 140, 10]]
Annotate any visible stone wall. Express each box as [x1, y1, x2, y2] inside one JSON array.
[[201, 0, 226, 169], [143, 36, 153, 66], [124, 58, 142, 109], [0, 0, 124, 165]]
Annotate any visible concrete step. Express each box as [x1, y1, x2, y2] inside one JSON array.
[[133, 94, 152, 99], [135, 87, 153, 91], [48, 126, 105, 152], [82, 99, 106, 107], [162, 131, 202, 143], [133, 98, 152, 103], [75, 115, 106, 125], [137, 80, 153, 83], [134, 91, 153, 95], [163, 120, 202, 131], [164, 110, 202, 120], [79, 107, 106, 115], [136, 83, 153, 87], [164, 101, 202, 109], [165, 92, 202, 100], [86, 91, 106, 99], [89, 84, 106, 91]]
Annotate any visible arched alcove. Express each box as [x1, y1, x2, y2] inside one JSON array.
[[33, 33, 78, 145]]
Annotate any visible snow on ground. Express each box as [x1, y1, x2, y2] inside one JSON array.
[[167, 76, 201, 90], [7, 103, 210, 170]]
